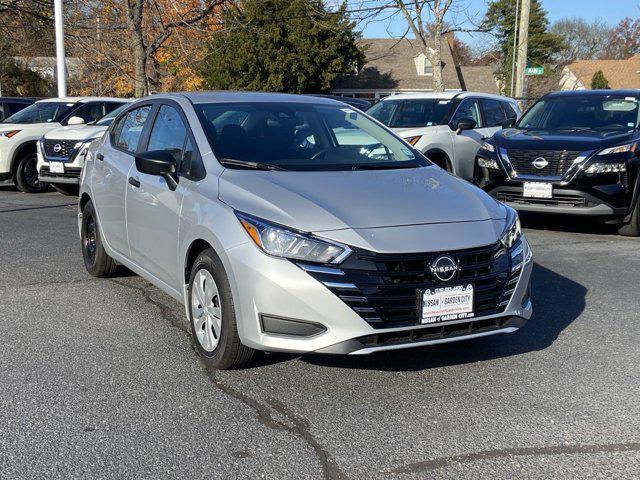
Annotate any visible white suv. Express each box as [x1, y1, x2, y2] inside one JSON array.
[[37, 102, 131, 195], [0, 97, 126, 193], [367, 92, 521, 180]]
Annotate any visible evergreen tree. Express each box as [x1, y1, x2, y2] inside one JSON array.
[[590, 70, 610, 90], [200, 0, 365, 93], [482, 0, 565, 92]]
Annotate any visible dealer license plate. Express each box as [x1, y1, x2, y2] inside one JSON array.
[[49, 162, 65, 174], [421, 284, 474, 324], [523, 182, 552, 199]]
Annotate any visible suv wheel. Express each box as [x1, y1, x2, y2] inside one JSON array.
[[618, 198, 640, 237], [81, 200, 118, 276], [188, 248, 256, 369], [15, 153, 48, 193]]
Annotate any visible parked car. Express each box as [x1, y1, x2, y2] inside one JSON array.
[[37, 102, 132, 196], [79, 92, 533, 369], [0, 97, 128, 192], [307, 94, 372, 111], [0, 97, 37, 122], [367, 92, 521, 180], [474, 90, 640, 236]]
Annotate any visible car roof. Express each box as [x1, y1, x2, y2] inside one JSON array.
[[545, 89, 640, 98], [162, 91, 344, 106], [381, 91, 516, 102], [35, 97, 129, 104], [0, 97, 38, 103]]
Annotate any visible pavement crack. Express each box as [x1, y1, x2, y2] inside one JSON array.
[[208, 371, 347, 480], [0, 278, 97, 292], [385, 442, 640, 475]]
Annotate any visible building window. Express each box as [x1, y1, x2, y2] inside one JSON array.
[[423, 58, 433, 76]]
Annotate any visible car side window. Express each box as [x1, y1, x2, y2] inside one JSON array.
[[112, 105, 152, 154], [501, 101, 519, 122], [0, 103, 5, 121], [147, 105, 188, 163], [481, 98, 507, 127], [69, 102, 106, 124], [450, 98, 482, 128]]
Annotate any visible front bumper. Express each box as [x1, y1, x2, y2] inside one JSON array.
[[223, 237, 533, 355], [37, 142, 85, 185]]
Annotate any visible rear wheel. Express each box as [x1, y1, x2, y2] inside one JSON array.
[[15, 153, 48, 193], [52, 184, 80, 196], [618, 198, 640, 236], [81, 200, 118, 277], [188, 248, 256, 369]]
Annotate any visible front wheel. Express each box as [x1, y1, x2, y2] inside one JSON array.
[[15, 153, 48, 193], [188, 248, 256, 369], [618, 198, 640, 236], [81, 200, 118, 277]]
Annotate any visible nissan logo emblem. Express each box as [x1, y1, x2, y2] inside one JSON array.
[[53, 143, 63, 154], [430, 255, 459, 282], [532, 157, 549, 170]]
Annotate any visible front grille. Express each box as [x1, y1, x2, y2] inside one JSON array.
[[43, 139, 76, 160], [303, 242, 519, 329], [506, 149, 581, 176], [497, 191, 587, 207], [39, 166, 82, 178]]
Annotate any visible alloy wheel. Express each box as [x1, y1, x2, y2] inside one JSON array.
[[191, 269, 222, 352], [83, 215, 97, 265]]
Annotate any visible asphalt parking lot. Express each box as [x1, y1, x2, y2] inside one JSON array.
[[0, 186, 639, 479]]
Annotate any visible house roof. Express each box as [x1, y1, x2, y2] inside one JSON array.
[[565, 55, 640, 90], [334, 38, 463, 91], [457, 66, 500, 94]]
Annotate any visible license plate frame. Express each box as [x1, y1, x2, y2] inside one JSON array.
[[421, 284, 475, 324], [523, 182, 552, 199]]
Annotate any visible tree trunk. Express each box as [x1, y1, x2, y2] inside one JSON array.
[[430, 23, 445, 92], [126, 0, 147, 97]]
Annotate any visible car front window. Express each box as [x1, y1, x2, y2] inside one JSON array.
[[368, 99, 451, 128], [517, 95, 640, 132], [2, 102, 76, 124], [196, 102, 428, 171]]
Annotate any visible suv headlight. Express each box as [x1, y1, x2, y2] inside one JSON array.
[[500, 207, 521, 249], [597, 143, 636, 156], [236, 212, 352, 264], [480, 140, 495, 153]]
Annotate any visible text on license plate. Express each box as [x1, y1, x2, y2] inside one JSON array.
[[523, 182, 552, 199], [422, 284, 474, 324], [49, 162, 65, 174]]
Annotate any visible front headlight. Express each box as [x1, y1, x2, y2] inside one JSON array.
[[478, 157, 500, 170], [584, 162, 627, 174], [500, 208, 521, 249], [597, 143, 636, 156], [236, 212, 352, 264], [480, 140, 495, 153]]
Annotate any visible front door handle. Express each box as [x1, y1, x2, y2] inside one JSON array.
[[128, 176, 140, 188], [96, 153, 104, 161]]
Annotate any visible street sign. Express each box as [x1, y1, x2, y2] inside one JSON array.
[[525, 66, 545, 76]]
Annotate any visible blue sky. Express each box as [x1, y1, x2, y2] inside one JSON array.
[[358, 0, 639, 45]]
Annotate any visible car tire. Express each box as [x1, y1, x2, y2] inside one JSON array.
[[81, 200, 118, 277], [188, 248, 256, 370], [618, 198, 640, 237], [15, 153, 48, 193], [52, 184, 80, 196]]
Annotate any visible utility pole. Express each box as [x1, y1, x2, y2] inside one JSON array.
[[514, 0, 530, 104], [54, 0, 67, 97], [509, 0, 520, 97]]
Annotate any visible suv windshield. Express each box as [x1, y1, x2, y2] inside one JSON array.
[[95, 103, 129, 126], [195, 102, 429, 171], [2, 101, 76, 124], [367, 99, 452, 128], [517, 95, 640, 133]]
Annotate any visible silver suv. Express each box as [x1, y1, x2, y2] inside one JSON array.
[[79, 92, 533, 369]]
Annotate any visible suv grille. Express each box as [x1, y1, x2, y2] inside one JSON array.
[[302, 242, 521, 329], [506, 149, 581, 176], [43, 139, 76, 160]]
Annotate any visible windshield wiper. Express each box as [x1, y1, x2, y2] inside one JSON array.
[[218, 158, 287, 171], [351, 163, 421, 171]]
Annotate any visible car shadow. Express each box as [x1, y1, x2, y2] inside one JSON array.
[[520, 212, 619, 235], [298, 262, 586, 372]]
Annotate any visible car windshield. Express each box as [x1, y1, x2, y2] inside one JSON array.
[[2, 101, 76, 124], [517, 95, 640, 133], [195, 102, 429, 171], [95, 103, 129, 126], [367, 99, 452, 128]]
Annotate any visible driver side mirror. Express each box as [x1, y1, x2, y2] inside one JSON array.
[[135, 150, 179, 191], [67, 116, 85, 126], [501, 118, 516, 128], [454, 118, 476, 134]]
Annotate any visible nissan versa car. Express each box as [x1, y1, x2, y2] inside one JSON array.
[[79, 92, 533, 369], [367, 92, 521, 180], [37, 102, 131, 195], [475, 90, 640, 236]]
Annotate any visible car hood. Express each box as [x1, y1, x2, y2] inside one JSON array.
[[493, 128, 637, 152], [43, 125, 108, 142], [390, 125, 441, 137], [218, 166, 506, 232]]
